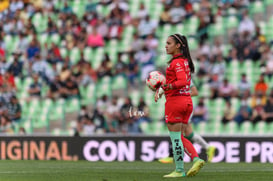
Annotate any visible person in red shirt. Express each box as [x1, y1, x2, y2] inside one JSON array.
[[155, 34, 204, 177]]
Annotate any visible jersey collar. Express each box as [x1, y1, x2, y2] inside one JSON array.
[[172, 53, 183, 58]]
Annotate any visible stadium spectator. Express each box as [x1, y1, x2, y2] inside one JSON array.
[[6, 96, 21, 123], [28, 73, 42, 100], [113, 53, 127, 76], [16, 33, 29, 52], [211, 39, 225, 57], [234, 93, 252, 125], [61, 1, 73, 14], [250, 103, 265, 125], [136, 97, 151, 133], [130, 33, 144, 52], [144, 34, 159, 54], [118, 97, 133, 134], [208, 73, 221, 99], [75, 105, 95, 136], [85, 63, 97, 83], [137, 15, 157, 39], [92, 108, 106, 133], [265, 57, 273, 80], [31, 53, 53, 84], [191, 98, 209, 125], [59, 63, 71, 81], [47, 75, 63, 100], [209, 53, 226, 81], [135, 46, 155, 82], [250, 91, 267, 108], [262, 91, 273, 123], [238, 10, 255, 36], [47, 43, 62, 63], [97, 53, 113, 78], [8, 50, 24, 77], [59, 77, 80, 99], [96, 95, 110, 116], [106, 96, 121, 133], [221, 100, 236, 124], [196, 53, 210, 78], [86, 28, 105, 48], [254, 74, 268, 95], [122, 10, 132, 25], [0, 71, 16, 90], [96, 18, 109, 40], [26, 39, 40, 60], [237, 73, 251, 98], [81, 116, 96, 136], [218, 78, 235, 101], [0, 83, 16, 104], [169, 0, 186, 24], [137, 3, 148, 19], [0, 55, 9, 75], [225, 47, 238, 62], [108, 21, 123, 40], [159, 4, 171, 25], [109, 0, 128, 12], [127, 52, 139, 87], [0, 115, 13, 133]]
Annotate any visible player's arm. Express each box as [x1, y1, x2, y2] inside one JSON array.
[[190, 86, 198, 97]]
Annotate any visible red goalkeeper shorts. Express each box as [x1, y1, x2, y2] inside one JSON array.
[[165, 96, 193, 124]]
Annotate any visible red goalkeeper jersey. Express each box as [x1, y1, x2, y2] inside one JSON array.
[[165, 54, 191, 98]]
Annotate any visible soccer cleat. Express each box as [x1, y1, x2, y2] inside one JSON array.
[[158, 157, 173, 164], [163, 170, 186, 178], [206, 146, 216, 163], [187, 158, 205, 177]]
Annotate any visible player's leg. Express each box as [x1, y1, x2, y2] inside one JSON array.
[[181, 105, 204, 177], [185, 124, 216, 162], [163, 122, 186, 178]]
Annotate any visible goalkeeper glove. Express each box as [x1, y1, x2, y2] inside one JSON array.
[[155, 87, 164, 102]]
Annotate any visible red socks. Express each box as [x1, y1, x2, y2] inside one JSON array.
[[181, 134, 199, 161]]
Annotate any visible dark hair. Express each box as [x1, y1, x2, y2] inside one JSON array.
[[169, 34, 195, 73]]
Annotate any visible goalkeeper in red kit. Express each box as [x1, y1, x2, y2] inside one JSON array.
[[154, 34, 204, 177]]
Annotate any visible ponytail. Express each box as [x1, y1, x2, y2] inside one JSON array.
[[181, 35, 195, 73]]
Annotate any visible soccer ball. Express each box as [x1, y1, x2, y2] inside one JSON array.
[[146, 71, 166, 91]]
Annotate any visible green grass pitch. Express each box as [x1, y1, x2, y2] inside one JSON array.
[[0, 161, 272, 181]]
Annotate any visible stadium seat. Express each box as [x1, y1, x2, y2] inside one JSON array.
[[83, 47, 93, 62], [49, 99, 65, 121], [111, 75, 127, 90], [239, 121, 253, 135], [96, 76, 112, 98], [254, 121, 267, 135], [82, 83, 96, 105], [20, 119, 33, 134], [69, 47, 81, 65], [224, 121, 239, 135], [65, 98, 81, 113], [60, 47, 68, 58], [50, 34, 61, 46], [92, 48, 104, 69]]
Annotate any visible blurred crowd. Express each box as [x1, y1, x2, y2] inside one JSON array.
[[0, 0, 273, 135]]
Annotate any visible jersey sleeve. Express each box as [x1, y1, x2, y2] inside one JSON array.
[[171, 59, 188, 89]]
